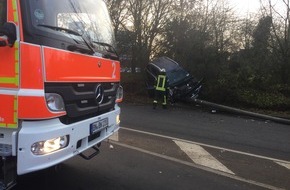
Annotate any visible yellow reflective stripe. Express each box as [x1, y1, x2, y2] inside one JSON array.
[[0, 97, 18, 128], [12, 0, 17, 10], [0, 43, 19, 86], [14, 96, 17, 124], [10, 96, 18, 128], [0, 77, 18, 84], [0, 96, 18, 128], [12, 0, 18, 23], [13, 12, 18, 22], [8, 124, 17, 128], [0, 123, 17, 128], [15, 43, 19, 60], [14, 42, 19, 85]]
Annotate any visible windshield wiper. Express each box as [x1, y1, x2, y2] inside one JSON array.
[[93, 41, 116, 52], [37, 24, 81, 36], [38, 24, 95, 54], [93, 41, 119, 60]]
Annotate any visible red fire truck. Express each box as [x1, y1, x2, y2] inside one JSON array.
[[0, 0, 123, 189]]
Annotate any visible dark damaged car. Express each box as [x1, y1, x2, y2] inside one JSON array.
[[145, 56, 203, 103]]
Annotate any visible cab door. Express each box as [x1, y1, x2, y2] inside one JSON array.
[[0, 0, 19, 129]]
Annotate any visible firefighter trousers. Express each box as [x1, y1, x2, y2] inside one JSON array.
[[153, 90, 167, 109]]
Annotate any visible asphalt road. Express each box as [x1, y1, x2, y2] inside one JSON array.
[[120, 103, 290, 160], [14, 103, 290, 190]]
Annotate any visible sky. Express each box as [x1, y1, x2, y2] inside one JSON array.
[[229, 0, 261, 17]]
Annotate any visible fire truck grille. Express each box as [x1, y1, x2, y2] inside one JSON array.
[[45, 82, 119, 124]]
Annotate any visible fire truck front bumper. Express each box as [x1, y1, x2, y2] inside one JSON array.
[[16, 105, 120, 175]]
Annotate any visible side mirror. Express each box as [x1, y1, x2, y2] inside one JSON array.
[[0, 22, 16, 47]]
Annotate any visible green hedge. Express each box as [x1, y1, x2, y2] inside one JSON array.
[[121, 72, 290, 113]]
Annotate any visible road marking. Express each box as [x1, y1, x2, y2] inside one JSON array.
[[108, 131, 119, 142], [120, 127, 290, 165], [174, 140, 235, 175], [275, 161, 290, 170], [110, 141, 284, 190]]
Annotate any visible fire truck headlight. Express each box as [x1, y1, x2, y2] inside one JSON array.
[[116, 114, 120, 125], [116, 85, 123, 103], [31, 135, 69, 155], [45, 93, 65, 111]]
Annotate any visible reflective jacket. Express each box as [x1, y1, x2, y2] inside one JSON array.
[[155, 74, 168, 92]]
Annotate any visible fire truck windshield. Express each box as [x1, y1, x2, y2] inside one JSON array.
[[21, 0, 116, 52]]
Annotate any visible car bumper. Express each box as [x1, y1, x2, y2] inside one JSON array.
[[17, 105, 120, 175]]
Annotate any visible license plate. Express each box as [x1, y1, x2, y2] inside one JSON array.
[[90, 118, 108, 134]]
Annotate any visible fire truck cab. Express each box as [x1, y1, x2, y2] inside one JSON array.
[[0, 0, 122, 189]]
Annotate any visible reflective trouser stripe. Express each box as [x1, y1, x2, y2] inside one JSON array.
[[153, 95, 167, 105], [162, 95, 167, 105]]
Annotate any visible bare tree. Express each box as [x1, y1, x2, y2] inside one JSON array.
[[260, 0, 290, 83], [105, 0, 128, 34], [106, 0, 173, 72], [126, 0, 173, 71]]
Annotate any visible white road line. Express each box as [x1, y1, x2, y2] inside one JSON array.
[[174, 140, 235, 175], [120, 127, 290, 165], [110, 141, 284, 190], [275, 161, 290, 170]]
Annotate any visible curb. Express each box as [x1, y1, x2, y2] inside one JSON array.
[[191, 99, 290, 125]]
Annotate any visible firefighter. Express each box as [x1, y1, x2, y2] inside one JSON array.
[[153, 69, 169, 109]]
